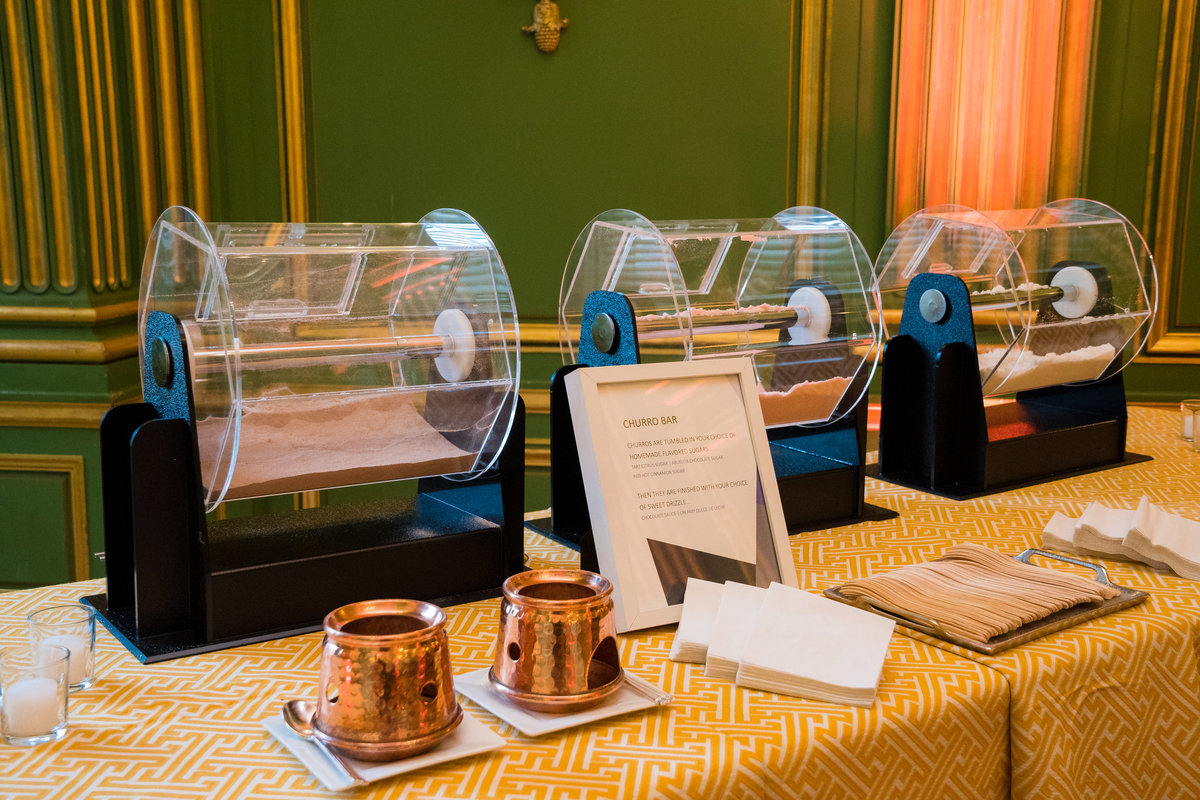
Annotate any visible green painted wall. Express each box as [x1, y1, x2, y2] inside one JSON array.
[[303, 1, 796, 323]]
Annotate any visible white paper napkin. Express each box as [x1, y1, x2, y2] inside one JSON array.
[[1042, 499, 1171, 570], [1075, 502, 1146, 562], [1127, 498, 1200, 580], [704, 582, 768, 680], [1041, 512, 1079, 553], [265, 708, 504, 792], [734, 582, 895, 708], [669, 578, 725, 664]]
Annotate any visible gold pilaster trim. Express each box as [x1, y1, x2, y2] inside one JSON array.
[[31, 1, 76, 294], [0, 49, 18, 293], [97, 0, 129, 289], [1148, 1, 1198, 355], [0, 401, 112, 428], [0, 334, 139, 363], [153, 0, 184, 206], [127, 1, 158, 237], [69, 0, 102, 291], [0, 300, 138, 323], [795, 0, 828, 207], [0, 453, 89, 580], [277, 0, 308, 221], [83, 0, 117, 291], [180, 0, 210, 220], [5, 0, 49, 293]]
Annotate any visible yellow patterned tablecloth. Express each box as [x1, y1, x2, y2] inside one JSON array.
[[0, 521, 1011, 797], [0, 405, 1196, 799], [790, 405, 1200, 800]]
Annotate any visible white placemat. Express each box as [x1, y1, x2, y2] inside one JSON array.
[[265, 708, 505, 792], [454, 667, 671, 737]]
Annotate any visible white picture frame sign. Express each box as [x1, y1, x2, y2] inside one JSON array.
[[565, 358, 797, 632]]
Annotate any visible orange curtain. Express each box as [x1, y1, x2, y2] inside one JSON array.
[[891, 0, 1095, 223]]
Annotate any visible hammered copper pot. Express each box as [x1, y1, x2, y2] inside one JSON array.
[[313, 599, 461, 760], [489, 569, 623, 712]]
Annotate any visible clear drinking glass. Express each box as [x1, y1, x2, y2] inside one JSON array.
[[0, 644, 69, 745], [1193, 410, 1200, 453], [1182, 399, 1200, 441], [28, 604, 97, 691]]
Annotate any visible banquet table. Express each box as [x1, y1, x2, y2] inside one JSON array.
[[1, 405, 1198, 800]]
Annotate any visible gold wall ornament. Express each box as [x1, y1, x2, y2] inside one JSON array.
[[522, 0, 568, 53]]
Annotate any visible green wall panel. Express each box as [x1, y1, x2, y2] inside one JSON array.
[[305, 1, 795, 323], [822, 0, 895, 256], [0, 470, 75, 589], [0, 428, 106, 588], [1084, 0, 1164, 230], [201, 0, 286, 221]]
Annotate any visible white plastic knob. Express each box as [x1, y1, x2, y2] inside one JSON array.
[[1050, 265, 1100, 319], [786, 286, 833, 344], [433, 308, 476, 383]]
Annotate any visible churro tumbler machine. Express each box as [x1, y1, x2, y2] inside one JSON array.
[[874, 199, 1157, 498], [550, 207, 885, 549], [87, 207, 524, 662]]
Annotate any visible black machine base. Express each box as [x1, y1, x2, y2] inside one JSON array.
[[83, 496, 510, 663], [877, 272, 1149, 499], [94, 314, 526, 663], [870, 451, 1152, 502]]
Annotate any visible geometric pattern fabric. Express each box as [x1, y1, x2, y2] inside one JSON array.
[[1, 407, 1196, 799]]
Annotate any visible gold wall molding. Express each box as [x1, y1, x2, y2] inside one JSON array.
[[0, 401, 111, 428], [519, 321, 562, 354], [0, 333, 138, 363], [0, 453, 89, 580], [1144, 0, 1200, 359], [520, 389, 551, 415], [0, 300, 137, 324], [525, 438, 551, 469]]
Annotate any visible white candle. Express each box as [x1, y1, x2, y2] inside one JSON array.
[[1185, 414, 1194, 440], [41, 634, 88, 686], [3, 676, 60, 737]]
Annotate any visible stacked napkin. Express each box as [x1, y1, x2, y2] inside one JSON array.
[[668, 578, 725, 663], [735, 583, 895, 707], [704, 582, 769, 680], [669, 580, 894, 707], [1042, 497, 1200, 579]]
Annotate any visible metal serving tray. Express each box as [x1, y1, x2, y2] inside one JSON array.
[[823, 549, 1149, 656]]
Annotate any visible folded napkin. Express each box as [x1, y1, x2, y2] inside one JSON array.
[[735, 583, 894, 707], [1075, 502, 1142, 561], [837, 544, 1119, 642], [1042, 512, 1080, 553], [669, 578, 725, 664], [1041, 497, 1176, 572], [1126, 498, 1200, 580], [704, 582, 768, 680]]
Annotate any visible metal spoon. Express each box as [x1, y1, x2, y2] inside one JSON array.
[[282, 699, 368, 787]]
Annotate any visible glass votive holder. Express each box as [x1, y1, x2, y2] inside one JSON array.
[[28, 604, 96, 691], [1181, 399, 1200, 441], [0, 644, 69, 746], [1194, 410, 1200, 453]]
